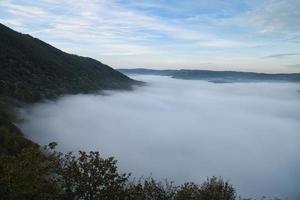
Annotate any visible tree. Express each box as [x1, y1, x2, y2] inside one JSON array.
[[176, 182, 201, 200], [57, 150, 130, 200], [126, 177, 176, 200], [199, 176, 236, 200], [0, 146, 60, 200], [175, 177, 235, 200]]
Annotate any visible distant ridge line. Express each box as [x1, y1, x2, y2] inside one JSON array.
[[118, 68, 300, 83]]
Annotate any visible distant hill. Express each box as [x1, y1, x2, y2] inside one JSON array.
[[119, 68, 300, 83], [0, 23, 138, 103]]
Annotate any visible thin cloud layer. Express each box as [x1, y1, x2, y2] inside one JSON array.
[[265, 53, 300, 59], [19, 76, 300, 199]]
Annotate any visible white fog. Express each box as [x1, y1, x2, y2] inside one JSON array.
[[19, 75, 300, 199]]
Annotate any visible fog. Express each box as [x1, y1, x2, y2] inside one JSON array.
[[19, 75, 300, 199]]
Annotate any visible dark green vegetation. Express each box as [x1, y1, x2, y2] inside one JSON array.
[[0, 23, 138, 103], [0, 143, 238, 200], [119, 68, 300, 83], [0, 103, 36, 155], [0, 143, 282, 200]]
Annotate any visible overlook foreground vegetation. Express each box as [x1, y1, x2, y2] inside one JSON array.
[[0, 143, 238, 200]]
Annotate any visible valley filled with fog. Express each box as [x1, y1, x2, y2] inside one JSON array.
[[19, 75, 300, 199]]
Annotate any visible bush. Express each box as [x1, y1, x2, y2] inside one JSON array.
[[56, 150, 129, 200], [0, 147, 59, 199], [199, 176, 236, 200], [175, 177, 235, 200], [176, 182, 201, 200], [127, 177, 176, 200]]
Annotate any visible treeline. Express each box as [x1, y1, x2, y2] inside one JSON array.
[[0, 142, 280, 200]]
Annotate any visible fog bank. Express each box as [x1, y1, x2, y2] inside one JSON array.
[[19, 75, 300, 199]]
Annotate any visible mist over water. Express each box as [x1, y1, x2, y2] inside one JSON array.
[[19, 75, 300, 199]]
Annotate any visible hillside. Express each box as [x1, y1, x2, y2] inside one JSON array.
[[0, 23, 139, 155], [0, 23, 138, 103], [119, 68, 300, 83]]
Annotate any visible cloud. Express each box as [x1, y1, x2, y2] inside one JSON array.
[[19, 75, 300, 199], [0, 0, 251, 51], [247, 0, 300, 33], [0, 1, 46, 16], [287, 64, 300, 68], [264, 53, 300, 58], [0, 0, 300, 72]]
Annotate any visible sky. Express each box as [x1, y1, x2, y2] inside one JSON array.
[[0, 0, 300, 73]]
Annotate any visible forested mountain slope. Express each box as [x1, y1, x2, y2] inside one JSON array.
[[0, 23, 137, 103]]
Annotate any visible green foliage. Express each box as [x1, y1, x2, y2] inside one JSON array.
[[0, 144, 130, 200], [127, 178, 177, 200], [0, 103, 36, 155], [0, 125, 33, 155], [175, 182, 201, 200], [0, 147, 59, 200], [199, 176, 236, 200], [175, 177, 236, 200], [56, 150, 129, 200], [0, 23, 137, 103]]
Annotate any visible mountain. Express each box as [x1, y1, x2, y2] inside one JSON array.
[[0, 23, 138, 104], [0, 23, 140, 155], [119, 68, 177, 76], [119, 68, 300, 83]]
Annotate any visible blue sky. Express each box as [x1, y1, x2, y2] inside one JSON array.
[[0, 0, 300, 72]]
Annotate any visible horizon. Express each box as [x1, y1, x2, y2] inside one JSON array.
[[117, 67, 300, 74], [0, 0, 300, 73]]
